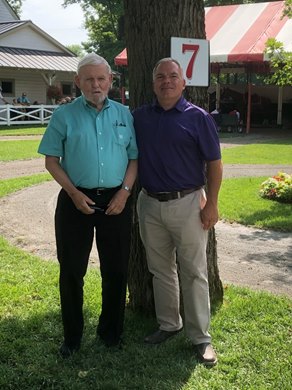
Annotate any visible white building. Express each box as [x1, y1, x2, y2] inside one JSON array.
[[0, 0, 79, 105]]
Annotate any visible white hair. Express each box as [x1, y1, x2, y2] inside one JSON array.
[[77, 53, 112, 74]]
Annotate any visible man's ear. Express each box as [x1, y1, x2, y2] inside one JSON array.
[[74, 74, 80, 89], [109, 73, 113, 85], [182, 79, 186, 90]]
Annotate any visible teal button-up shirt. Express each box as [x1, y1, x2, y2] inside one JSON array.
[[38, 96, 138, 188]]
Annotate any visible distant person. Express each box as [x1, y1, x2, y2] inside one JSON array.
[[10, 98, 19, 119], [17, 92, 30, 120], [211, 107, 222, 131], [17, 92, 30, 105], [38, 53, 138, 358], [0, 86, 7, 104], [228, 108, 242, 133], [229, 108, 240, 121], [58, 96, 72, 105]]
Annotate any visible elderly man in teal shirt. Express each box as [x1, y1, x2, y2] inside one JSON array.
[[38, 53, 138, 358]]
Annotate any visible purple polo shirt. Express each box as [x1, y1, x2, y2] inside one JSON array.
[[133, 96, 221, 193]]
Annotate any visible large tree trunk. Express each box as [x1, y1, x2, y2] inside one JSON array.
[[124, 0, 223, 314]]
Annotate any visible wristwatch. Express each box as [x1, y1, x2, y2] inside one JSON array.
[[122, 185, 131, 193]]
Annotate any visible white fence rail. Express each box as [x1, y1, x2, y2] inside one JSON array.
[[0, 105, 58, 126]]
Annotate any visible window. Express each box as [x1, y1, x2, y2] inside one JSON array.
[[0, 80, 14, 96], [61, 83, 72, 96]]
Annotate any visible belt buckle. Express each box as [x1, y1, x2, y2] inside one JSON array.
[[157, 192, 170, 202], [96, 188, 104, 195]]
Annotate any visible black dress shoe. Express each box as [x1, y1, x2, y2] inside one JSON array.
[[103, 337, 123, 349], [59, 342, 80, 358], [144, 328, 183, 345], [195, 343, 217, 366]]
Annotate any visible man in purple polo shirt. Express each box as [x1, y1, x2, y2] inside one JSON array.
[[133, 58, 222, 367]]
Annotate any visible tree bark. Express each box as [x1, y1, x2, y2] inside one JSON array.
[[124, 0, 223, 314]]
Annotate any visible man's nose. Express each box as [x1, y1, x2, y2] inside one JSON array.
[[162, 76, 172, 82], [92, 79, 101, 87]]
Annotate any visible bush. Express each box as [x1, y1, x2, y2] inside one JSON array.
[[259, 172, 292, 203], [46, 85, 62, 100]]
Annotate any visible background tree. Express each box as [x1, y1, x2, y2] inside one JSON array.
[[61, 1, 286, 65], [283, 0, 292, 18], [124, 0, 223, 314], [264, 0, 292, 87], [62, 0, 124, 66], [7, 0, 22, 15], [66, 44, 86, 57], [204, 0, 275, 5]]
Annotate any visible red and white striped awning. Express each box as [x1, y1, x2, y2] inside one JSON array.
[[114, 1, 291, 66]]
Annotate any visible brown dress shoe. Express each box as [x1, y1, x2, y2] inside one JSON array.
[[144, 328, 183, 344], [195, 343, 217, 366]]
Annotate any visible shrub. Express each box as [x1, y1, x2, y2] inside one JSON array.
[[46, 85, 62, 100], [259, 172, 292, 203]]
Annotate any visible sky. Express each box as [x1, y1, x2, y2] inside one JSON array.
[[21, 0, 88, 46]]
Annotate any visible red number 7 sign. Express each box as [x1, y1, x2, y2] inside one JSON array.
[[182, 44, 200, 79], [171, 37, 209, 86]]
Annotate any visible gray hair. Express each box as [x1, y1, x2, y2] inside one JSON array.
[[77, 53, 112, 74], [152, 57, 183, 80]]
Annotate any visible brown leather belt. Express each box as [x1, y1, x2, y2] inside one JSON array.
[[142, 187, 201, 202]]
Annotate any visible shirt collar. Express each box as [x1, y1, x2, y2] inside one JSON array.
[[152, 95, 187, 112], [81, 94, 110, 111]]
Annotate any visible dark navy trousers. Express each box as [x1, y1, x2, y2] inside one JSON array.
[[55, 188, 132, 347]]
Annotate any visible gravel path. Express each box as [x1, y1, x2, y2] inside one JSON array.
[[0, 132, 292, 297]]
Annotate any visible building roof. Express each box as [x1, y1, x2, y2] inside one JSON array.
[[114, 1, 291, 66], [0, 21, 26, 34], [0, 17, 78, 73], [0, 0, 19, 21], [0, 46, 78, 72]]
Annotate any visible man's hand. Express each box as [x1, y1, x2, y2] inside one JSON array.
[[200, 201, 219, 230], [70, 190, 96, 215], [105, 189, 130, 215]]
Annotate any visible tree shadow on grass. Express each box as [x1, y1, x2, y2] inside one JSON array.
[[236, 207, 292, 287], [238, 199, 292, 233], [219, 129, 292, 146], [0, 309, 207, 390]]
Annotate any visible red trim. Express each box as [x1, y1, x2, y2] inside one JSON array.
[[228, 53, 264, 63]]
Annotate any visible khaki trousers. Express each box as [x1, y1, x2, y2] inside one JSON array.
[[137, 189, 211, 344]]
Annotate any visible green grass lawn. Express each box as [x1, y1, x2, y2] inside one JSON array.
[[0, 125, 45, 135], [0, 236, 291, 390], [219, 176, 292, 231], [0, 140, 42, 161], [0, 128, 291, 388], [0, 174, 52, 198], [0, 134, 291, 230], [221, 140, 292, 164], [1, 129, 291, 165]]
